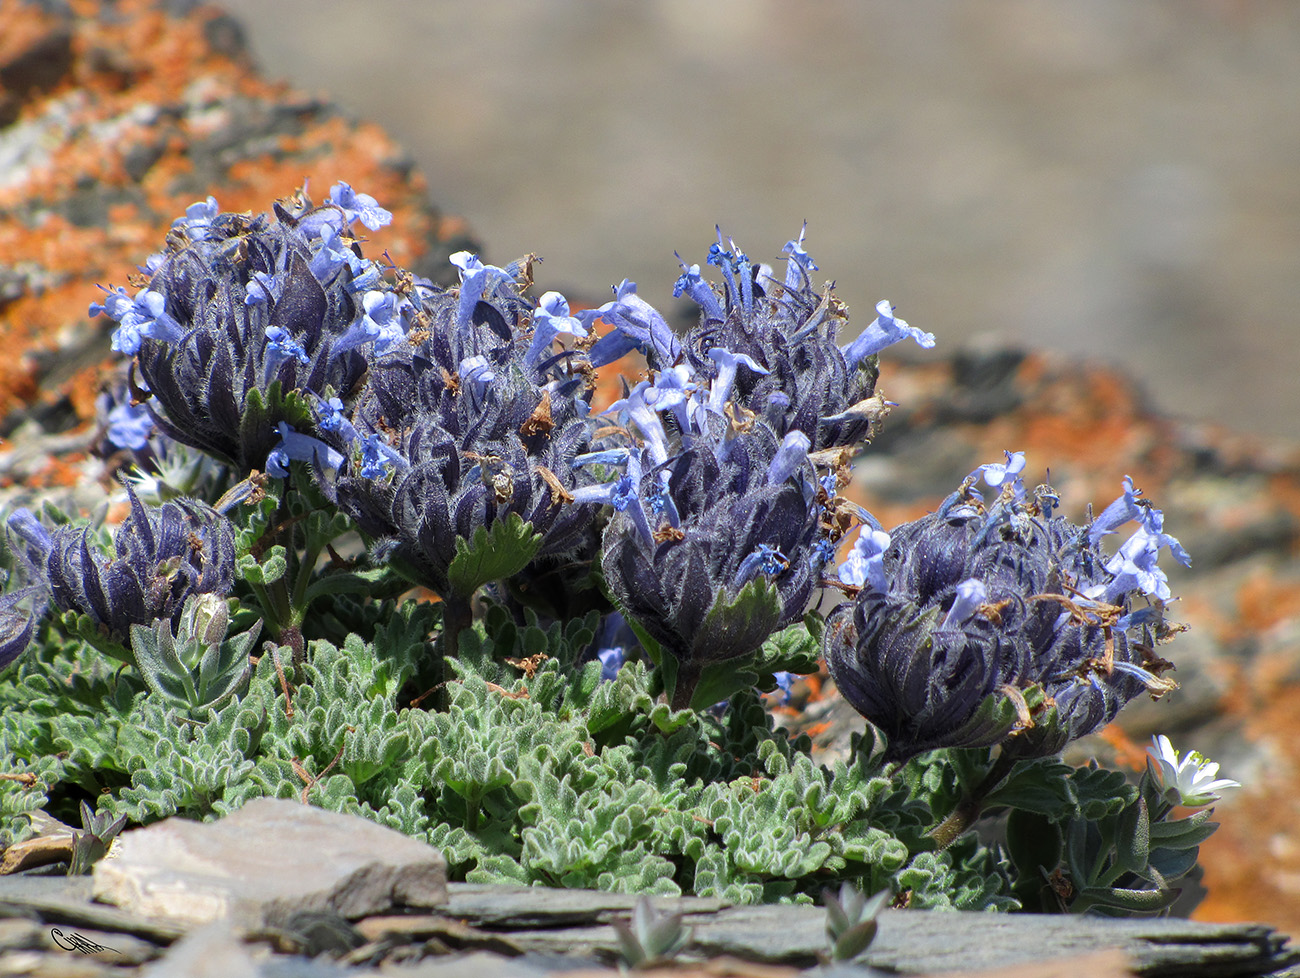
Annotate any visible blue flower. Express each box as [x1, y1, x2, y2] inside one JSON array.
[[264, 326, 311, 374], [734, 542, 790, 586], [170, 195, 219, 241], [583, 280, 682, 370], [244, 270, 280, 307], [840, 300, 935, 368], [105, 399, 155, 452], [598, 646, 625, 682], [358, 433, 399, 480], [316, 396, 346, 432], [91, 287, 185, 356], [525, 291, 587, 370], [450, 251, 513, 331], [673, 257, 725, 321], [706, 347, 769, 414], [781, 224, 819, 288], [266, 422, 344, 478], [971, 450, 1026, 492], [837, 527, 892, 593], [327, 181, 393, 231]]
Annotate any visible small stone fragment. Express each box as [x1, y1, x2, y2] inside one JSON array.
[[93, 797, 447, 930]]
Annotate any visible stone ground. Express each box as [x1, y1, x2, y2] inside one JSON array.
[[2, 0, 1300, 972], [0, 799, 1297, 975]]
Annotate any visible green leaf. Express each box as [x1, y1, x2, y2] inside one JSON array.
[[1075, 883, 1176, 915], [446, 514, 542, 599], [130, 620, 198, 705], [1148, 809, 1218, 849], [237, 545, 287, 586], [1113, 796, 1151, 877], [1004, 809, 1063, 879], [981, 756, 1076, 819]]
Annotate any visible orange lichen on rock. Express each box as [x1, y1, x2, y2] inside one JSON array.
[[0, 0, 474, 434], [1195, 680, 1300, 933]]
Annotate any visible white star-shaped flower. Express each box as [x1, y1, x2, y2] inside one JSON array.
[[1147, 734, 1240, 807]]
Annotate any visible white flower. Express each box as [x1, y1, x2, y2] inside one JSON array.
[[1147, 734, 1241, 807]]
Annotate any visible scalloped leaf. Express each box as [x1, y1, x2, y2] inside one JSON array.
[[446, 513, 542, 599], [237, 545, 287, 586]]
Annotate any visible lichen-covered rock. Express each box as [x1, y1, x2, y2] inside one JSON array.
[[0, 0, 475, 446]]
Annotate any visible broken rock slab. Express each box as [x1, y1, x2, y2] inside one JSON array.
[[92, 797, 447, 930]]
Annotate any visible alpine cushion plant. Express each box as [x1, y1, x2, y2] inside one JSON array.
[[824, 454, 1184, 765], [0, 187, 1223, 916], [89, 183, 399, 472], [5, 485, 237, 669]]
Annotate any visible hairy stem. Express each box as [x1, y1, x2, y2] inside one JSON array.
[[928, 750, 1021, 850]]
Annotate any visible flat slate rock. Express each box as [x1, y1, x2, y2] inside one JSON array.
[[92, 798, 447, 929], [1, 874, 1296, 976], [436, 883, 1299, 976]]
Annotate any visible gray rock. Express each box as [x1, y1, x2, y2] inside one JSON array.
[[140, 921, 260, 978], [92, 798, 447, 930]]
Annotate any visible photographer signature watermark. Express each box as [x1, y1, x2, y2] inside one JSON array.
[[50, 927, 120, 955]]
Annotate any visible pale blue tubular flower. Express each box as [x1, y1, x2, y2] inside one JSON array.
[[525, 291, 587, 370], [734, 542, 790, 587], [598, 646, 626, 682], [840, 300, 935, 368], [91, 287, 186, 355], [972, 450, 1027, 492], [1088, 476, 1144, 545], [316, 396, 347, 432], [266, 421, 345, 478], [673, 257, 725, 321], [781, 224, 818, 288], [458, 355, 496, 404], [308, 224, 361, 280], [361, 290, 407, 351], [263, 326, 310, 378], [603, 382, 673, 466], [765, 431, 812, 486], [706, 347, 769, 414], [940, 577, 988, 630], [1147, 735, 1240, 807], [583, 280, 683, 370], [170, 195, 219, 241], [837, 527, 892, 594], [244, 270, 280, 308], [450, 251, 513, 331], [328, 181, 394, 231], [708, 231, 755, 316], [105, 399, 155, 452], [642, 365, 699, 435]]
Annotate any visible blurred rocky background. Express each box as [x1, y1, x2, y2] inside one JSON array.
[[218, 0, 1300, 442], [1, 0, 1298, 949]]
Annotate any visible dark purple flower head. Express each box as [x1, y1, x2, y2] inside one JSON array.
[[0, 586, 45, 670], [675, 230, 917, 453], [6, 486, 236, 646], [593, 416, 832, 707], [325, 258, 597, 600], [824, 457, 1183, 762], [91, 190, 404, 471]]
